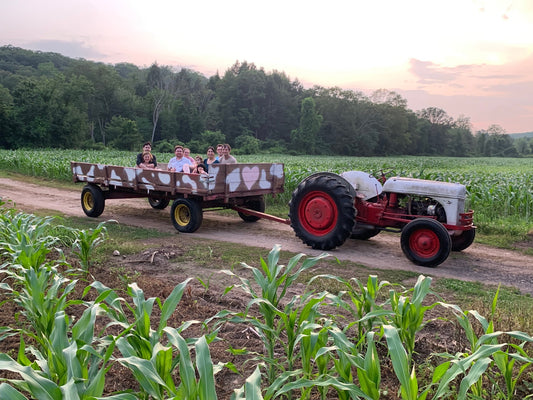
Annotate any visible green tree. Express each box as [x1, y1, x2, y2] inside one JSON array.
[[291, 97, 322, 153], [235, 134, 261, 154], [0, 84, 15, 148], [416, 107, 454, 154], [106, 116, 142, 151], [514, 137, 532, 155], [68, 61, 123, 145]]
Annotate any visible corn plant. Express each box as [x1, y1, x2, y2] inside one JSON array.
[[387, 275, 439, 364], [315, 274, 391, 348], [383, 324, 441, 400], [0, 210, 59, 270], [71, 220, 111, 271], [492, 334, 533, 400], [231, 365, 264, 400], [0, 262, 81, 352], [437, 287, 533, 399], [89, 278, 212, 399], [221, 244, 328, 385], [0, 306, 127, 400], [327, 326, 382, 400]]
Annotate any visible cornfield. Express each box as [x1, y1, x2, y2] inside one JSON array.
[[1, 149, 532, 235]]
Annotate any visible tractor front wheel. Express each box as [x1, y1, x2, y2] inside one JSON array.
[[81, 184, 105, 217], [170, 198, 203, 233], [400, 218, 451, 267], [289, 174, 355, 250]]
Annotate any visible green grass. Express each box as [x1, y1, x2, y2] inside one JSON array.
[[434, 279, 533, 333]]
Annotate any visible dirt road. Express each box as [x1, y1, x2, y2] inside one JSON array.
[[2, 177, 533, 295]]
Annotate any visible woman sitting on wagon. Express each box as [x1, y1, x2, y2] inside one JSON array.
[[136, 142, 157, 167], [138, 151, 156, 169]]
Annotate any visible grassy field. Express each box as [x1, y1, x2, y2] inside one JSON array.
[[1, 149, 532, 247]]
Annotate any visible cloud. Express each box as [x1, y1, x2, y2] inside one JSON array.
[[24, 40, 106, 60]]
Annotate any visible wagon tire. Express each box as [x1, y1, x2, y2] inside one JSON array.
[[238, 196, 265, 222], [289, 174, 356, 250], [451, 228, 476, 251], [401, 218, 451, 267], [148, 197, 170, 210], [81, 184, 105, 218], [170, 198, 203, 233]]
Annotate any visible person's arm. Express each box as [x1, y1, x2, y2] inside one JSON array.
[[136, 153, 142, 166], [152, 154, 157, 167]]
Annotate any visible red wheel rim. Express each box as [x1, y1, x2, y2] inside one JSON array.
[[298, 191, 338, 236], [409, 228, 440, 258]]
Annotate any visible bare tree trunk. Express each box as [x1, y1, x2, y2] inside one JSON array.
[[151, 94, 164, 143], [89, 121, 95, 142], [98, 117, 106, 146]]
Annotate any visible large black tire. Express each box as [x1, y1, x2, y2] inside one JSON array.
[[400, 218, 452, 267], [170, 198, 203, 233], [351, 227, 380, 240], [148, 196, 170, 210], [81, 184, 105, 218], [238, 197, 265, 222], [289, 174, 356, 250], [451, 228, 476, 251]]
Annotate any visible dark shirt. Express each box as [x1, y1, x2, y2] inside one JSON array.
[[136, 153, 157, 167], [203, 158, 219, 172]]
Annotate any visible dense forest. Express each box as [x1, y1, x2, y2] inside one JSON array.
[[1, 45, 532, 156]]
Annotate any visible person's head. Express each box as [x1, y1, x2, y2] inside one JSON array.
[[197, 163, 206, 174], [223, 144, 231, 155], [216, 144, 224, 156], [184, 148, 191, 157], [174, 145, 184, 157], [206, 146, 215, 159], [142, 142, 152, 152], [194, 155, 203, 164], [142, 151, 152, 163]]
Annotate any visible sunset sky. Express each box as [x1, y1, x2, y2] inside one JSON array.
[[2, 0, 533, 133]]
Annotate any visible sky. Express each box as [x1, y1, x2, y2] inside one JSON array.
[[2, 0, 533, 134]]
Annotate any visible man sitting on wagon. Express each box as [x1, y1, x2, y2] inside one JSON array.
[[167, 145, 194, 173]]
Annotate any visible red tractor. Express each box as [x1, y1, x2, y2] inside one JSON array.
[[288, 171, 475, 267]]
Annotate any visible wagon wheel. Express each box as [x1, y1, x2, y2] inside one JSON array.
[[350, 227, 380, 240], [289, 174, 356, 250], [451, 228, 476, 251], [238, 196, 265, 222], [148, 196, 170, 210], [400, 218, 451, 267], [170, 198, 203, 233], [81, 184, 105, 217]]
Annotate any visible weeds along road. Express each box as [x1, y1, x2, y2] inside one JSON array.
[[1, 176, 533, 295]]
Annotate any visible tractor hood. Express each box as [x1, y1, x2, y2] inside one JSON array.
[[382, 177, 466, 200]]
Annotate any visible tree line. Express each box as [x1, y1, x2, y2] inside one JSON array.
[[0, 45, 531, 157]]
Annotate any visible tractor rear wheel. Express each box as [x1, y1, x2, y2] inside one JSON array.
[[238, 196, 265, 222], [289, 174, 355, 250], [148, 196, 170, 210], [400, 218, 451, 267], [170, 198, 203, 233], [350, 227, 380, 240], [451, 228, 476, 251], [81, 184, 105, 217]]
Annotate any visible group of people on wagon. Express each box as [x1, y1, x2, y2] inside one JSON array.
[[136, 142, 237, 174]]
